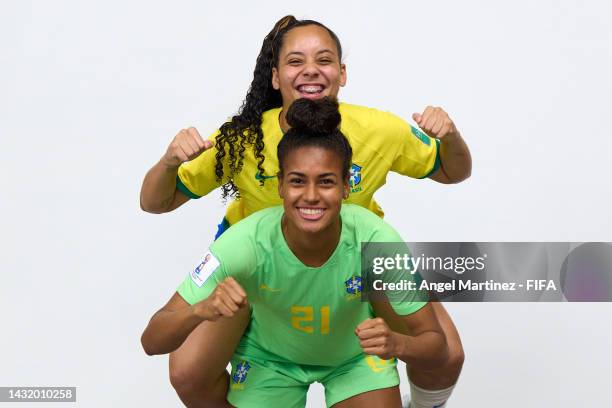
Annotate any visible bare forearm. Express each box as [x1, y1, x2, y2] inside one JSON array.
[[141, 305, 204, 355], [413, 106, 472, 183], [140, 127, 212, 212], [140, 159, 180, 213], [394, 330, 449, 370], [438, 133, 472, 183]]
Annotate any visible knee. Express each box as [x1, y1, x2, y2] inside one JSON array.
[[444, 341, 465, 379], [170, 363, 229, 408], [412, 344, 464, 389], [169, 357, 221, 396], [169, 361, 201, 395]]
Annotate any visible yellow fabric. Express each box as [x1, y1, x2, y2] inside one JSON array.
[[177, 102, 439, 225]]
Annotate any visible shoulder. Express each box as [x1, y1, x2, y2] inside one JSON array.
[[219, 206, 281, 240], [261, 107, 283, 129], [340, 204, 404, 243], [341, 203, 382, 223], [208, 206, 283, 277], [339, 102, 409, 131]]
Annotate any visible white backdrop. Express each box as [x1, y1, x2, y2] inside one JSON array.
[[1, 0, 611, 406]]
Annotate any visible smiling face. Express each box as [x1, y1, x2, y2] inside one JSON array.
[[278, 145, 349, 237], [272, 25, 346, 114]]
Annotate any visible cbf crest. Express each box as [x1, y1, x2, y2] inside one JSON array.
[[345, 276, 362, 300], [349, 163, 363, 193], [231, 361, 251, 390]]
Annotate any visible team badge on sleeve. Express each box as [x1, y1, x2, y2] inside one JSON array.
[[190, 250, 220, 287]]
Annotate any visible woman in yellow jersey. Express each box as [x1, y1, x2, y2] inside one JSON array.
[[142, 97, 447, 408], [141, 16, 470, 408]]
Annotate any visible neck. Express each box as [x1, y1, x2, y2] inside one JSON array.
[[279, 106, 290, 133], [281, 216, 342, 267]]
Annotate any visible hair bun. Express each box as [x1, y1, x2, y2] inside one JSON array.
[[286, 97, 341, 136]]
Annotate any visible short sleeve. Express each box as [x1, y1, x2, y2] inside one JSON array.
[[176, 222, 258, 304], [176, 129, 229, 199], [389, 117, 441, 179], [361, 214, 428, 316], [177, 249, 227, 304]]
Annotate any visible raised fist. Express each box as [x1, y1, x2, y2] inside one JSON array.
[[161, 127, 213, 168]]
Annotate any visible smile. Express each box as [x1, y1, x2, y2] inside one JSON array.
[[298, 207, 325, 220], [297, 84, 325, 98]]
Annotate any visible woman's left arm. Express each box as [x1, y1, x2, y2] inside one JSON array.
[[356, 302, 449, 371], [413, 106, 472, 184]]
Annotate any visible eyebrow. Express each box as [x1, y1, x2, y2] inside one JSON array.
[[287, 171, 337, 178], [285, 49, 336, 58]]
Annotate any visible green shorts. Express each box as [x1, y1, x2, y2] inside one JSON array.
[[227, 353, 399, 408]]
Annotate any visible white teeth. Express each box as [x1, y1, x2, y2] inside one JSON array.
[[299, 85, 323, 93], [300, 208, 323, 215]]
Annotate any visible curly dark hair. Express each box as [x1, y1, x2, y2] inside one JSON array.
[[214, 15, 344, 199]]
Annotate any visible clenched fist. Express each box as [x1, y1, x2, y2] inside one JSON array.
[[195, 277, 248, 322], [161, 127, 213, 168], [355, 317, 401, 360], [412, 106, 459, 142]]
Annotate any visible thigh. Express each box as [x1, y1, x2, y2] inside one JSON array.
[[429, 302, 462, 348], [408, 302, 464, 388], [331, 385, 401, 408], [324, 355, 400, 408], [169, 306, 250, 382]]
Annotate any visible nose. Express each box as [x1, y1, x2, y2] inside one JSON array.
[[301, 61, 320, 78], [303, 182, 319, 203]]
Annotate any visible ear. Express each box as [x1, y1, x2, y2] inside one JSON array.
[[272, 67, 280, 90], [343, 178, 350, 199], [339, 63, 347, 88], [278, 173, 284, 198]]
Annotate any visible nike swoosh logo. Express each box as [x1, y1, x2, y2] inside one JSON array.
[[255, 171, 276, 181], [259, 284, 281, 293]]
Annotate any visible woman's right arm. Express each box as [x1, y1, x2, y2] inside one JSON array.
[[141, 277, 247, 356], [140, 127, 213, 213]]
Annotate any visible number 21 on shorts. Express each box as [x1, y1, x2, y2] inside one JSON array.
[[291, 306, 330, 334]]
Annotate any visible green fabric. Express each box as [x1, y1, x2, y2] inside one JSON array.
[[177, 204, 426, 367], [175, 175, 201, 199], [227, 352, 399, 408], [420, 139, 442, 179]]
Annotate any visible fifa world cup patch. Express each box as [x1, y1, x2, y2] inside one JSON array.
[[190, 250, 220, 287]]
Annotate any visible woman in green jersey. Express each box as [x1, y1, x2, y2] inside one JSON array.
[[142, 97, 448, 408], [140, 15, 468, 408]]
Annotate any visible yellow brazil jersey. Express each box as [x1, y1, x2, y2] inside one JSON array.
[[176, 102, 440, 226]]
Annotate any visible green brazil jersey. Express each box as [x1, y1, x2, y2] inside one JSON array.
[[177, 204, 426, 367]]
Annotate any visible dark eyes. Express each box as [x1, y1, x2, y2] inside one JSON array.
[[286, 58, 334, 65], [288, 178, 335, 185]]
